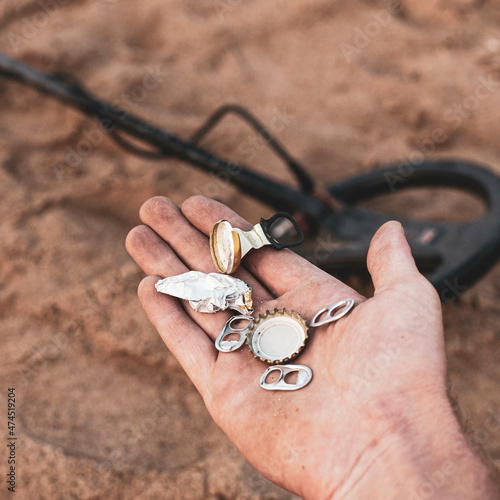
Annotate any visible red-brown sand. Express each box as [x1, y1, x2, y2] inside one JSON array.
[[2, 0, 500, 498]]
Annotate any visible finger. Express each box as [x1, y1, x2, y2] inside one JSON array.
[[126, 224, 233, 341], [181, 195, 342, 296], [138, 196, 271, 301], [138, 275, 216, 395], [126, 224, 185, 276], [367, 221, 423, 293]]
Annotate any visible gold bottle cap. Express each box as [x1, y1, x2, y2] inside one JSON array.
[[210, 219, 274, 274], [246, 308, 308, 365], [210, 214, 305, 275]]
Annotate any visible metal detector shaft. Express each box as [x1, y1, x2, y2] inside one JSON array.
[[0, 52, 327, 219]]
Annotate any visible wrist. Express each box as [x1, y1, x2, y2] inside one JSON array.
[[325, 389, 498, 500]]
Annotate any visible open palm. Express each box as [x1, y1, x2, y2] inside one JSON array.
[[126, 195, 449, 499]]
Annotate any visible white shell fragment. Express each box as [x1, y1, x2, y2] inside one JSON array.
[[155, 271, 253, 314]]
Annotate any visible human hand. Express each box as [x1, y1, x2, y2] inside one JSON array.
[[126, 196, 498, 499]]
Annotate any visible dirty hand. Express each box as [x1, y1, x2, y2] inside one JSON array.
[[126, 196, 497, 500]]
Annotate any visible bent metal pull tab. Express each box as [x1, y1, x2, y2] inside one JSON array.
[[260, 364, 313, 391], [215, 315, 253, 353], [309, 298, 355, 328]]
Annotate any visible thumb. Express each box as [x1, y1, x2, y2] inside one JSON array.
[[367, 221, 420, 293]]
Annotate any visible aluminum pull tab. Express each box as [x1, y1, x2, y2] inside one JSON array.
[[309, 298, 355, 328], [215, 315, 253, 352], [260, 364, 312, 391]]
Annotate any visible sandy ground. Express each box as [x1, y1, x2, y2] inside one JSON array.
[[2, 0, 500, 498]]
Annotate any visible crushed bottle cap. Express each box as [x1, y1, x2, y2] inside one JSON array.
[[210, 213, 304, 274], [246, 308, 308, 365], [210, 219, 269, 274]]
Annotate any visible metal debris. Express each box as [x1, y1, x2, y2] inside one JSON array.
[[247, 308, 308, 365], [155, 271, 253, 314], [260, 364, 313, 391]]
